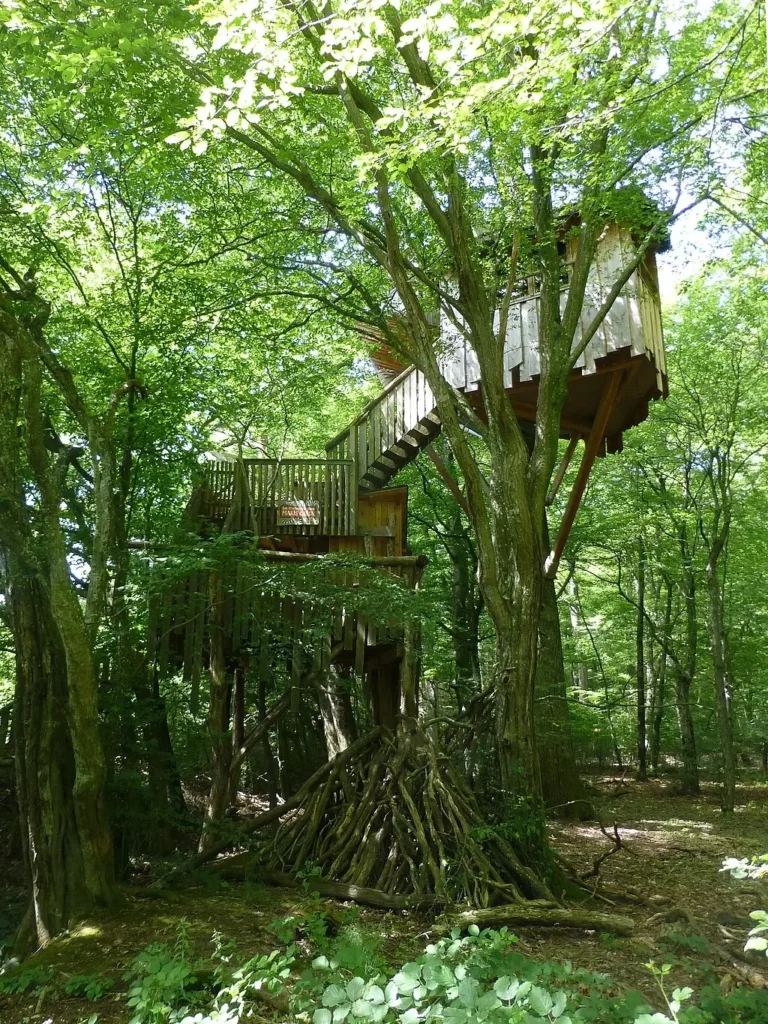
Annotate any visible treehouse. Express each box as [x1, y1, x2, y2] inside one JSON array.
[[328, 220, 668, 575], [150, 218, 667, 721]]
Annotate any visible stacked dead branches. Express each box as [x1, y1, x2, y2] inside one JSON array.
[[259, 729, 553, 907]]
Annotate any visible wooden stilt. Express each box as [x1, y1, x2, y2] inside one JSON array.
[[544, 371, 624, 579], [545, 432, 582, 507]]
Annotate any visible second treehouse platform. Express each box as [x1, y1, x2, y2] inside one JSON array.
[[151, 219, 667, 721]]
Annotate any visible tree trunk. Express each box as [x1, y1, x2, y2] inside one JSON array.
[[649, 584, 672, 775], [199, 575, 234, 850], [258, 677, 280, 807], [10, 572, 92, 952], [535, 526, 592, 818], [636, 536, 647, 781], [706, 562, 736, 812], [674, 668, 699, 795], [0, 323, 115, 945], [449, 508, 481, 710], [313, 666, 355, 759]]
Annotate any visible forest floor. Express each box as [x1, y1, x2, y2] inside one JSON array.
[[1, 775, 767, 1024]]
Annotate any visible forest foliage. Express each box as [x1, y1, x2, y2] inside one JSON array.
[[1, 0, 768, 1020]]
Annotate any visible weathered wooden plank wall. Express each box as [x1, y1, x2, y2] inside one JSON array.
[[440, 223, 665, 391]]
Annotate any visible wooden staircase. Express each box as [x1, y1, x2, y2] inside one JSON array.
[[326, 365, 440, 492]]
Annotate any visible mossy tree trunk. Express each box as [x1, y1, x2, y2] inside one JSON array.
[[10, 570, 90, 951], [0, 293, 116, 947]]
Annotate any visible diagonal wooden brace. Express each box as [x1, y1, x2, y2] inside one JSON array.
[[544, 370, 624, 579], [545, 431, 583, 507]]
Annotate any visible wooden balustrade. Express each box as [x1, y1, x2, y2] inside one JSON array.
[[326, 364, 439, 490], [203, 458, 356, 536]]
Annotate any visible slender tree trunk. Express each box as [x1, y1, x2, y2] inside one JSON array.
[[706, 561, 736, 812], [674, 669, 699, 795], [636, 536, 647, 781], [200, 576, 234, 850], [229, 663, 246, 804], [650, 584, 672, 774], [258, 677, 280, 807], [673, 537, 700, 795], [449, 509, 481, 710], [313, 666, 354, 759]]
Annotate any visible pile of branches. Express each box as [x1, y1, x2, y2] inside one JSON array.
[[258, 728, 554, 908]]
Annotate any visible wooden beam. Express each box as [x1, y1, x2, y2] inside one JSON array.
[[127, 539, 428, 569], [544, 370, 624, 579], [510, 401, 592, 436], [425, 444, 471, 518], [545, 432, 582, 507]]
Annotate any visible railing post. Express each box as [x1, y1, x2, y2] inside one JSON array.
[[348, 429, 358, 534]]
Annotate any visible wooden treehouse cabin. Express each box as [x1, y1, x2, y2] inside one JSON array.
[[150, 219, 667, 722]]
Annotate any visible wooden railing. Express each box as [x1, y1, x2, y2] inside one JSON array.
[[203, 458, 357, 536], [326, 364, 439, 489], [149, 551, 427, 682]]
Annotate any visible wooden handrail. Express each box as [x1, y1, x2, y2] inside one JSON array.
[[128, 538, 427, 569], [325, 363, 417, 451], [205, 458, 353, 467]]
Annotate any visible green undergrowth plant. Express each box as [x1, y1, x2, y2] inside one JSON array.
[[64, 972, 116, 1000], [301, 926, 768, 1024], [124, 917, 208, 1024], [722, 854, 768, 963], [0, 964, 55, 994], [43, 917, 768, 1024]]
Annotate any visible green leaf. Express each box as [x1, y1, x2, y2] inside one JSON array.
[[527, 986, 553, 1016], [493, 977, 519, 1002], [552, 990, 568, 1019], [323, 984, 347, 1007], [347, 978, 366, 1001], [456, 978, 478, 1009]]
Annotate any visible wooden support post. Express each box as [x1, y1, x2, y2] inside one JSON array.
[[545, 432, 582, 507], [348, 428, 357, 535], [544, 371, 623, 579]]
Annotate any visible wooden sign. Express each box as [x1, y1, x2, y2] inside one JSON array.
[[277, 499, 320, 526]]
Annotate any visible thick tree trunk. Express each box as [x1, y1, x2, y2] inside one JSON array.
[[9, 570, 116, 950], [706, 563, 736, 813], [535, 527, 592, 818], [495, 611, 541, 800], [0, 325, 115, 945]]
